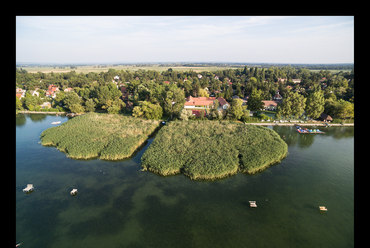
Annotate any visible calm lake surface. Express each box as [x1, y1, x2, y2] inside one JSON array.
[[16, 114, 354, 248]]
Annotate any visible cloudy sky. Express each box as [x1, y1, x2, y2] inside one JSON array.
[[16, 16, 354, 64]]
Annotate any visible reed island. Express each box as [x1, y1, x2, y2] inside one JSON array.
[[141, 121, 288, 180], [40, 113, 160, 160]]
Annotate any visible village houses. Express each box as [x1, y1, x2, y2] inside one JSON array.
[[184, 96, 230, 111]]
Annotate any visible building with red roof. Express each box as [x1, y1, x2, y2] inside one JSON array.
[[184, 96, 230, 110]]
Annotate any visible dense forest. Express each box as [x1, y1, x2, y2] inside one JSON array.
[[16, 64, 354, 122]]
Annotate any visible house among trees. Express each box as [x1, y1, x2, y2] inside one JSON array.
[[40, 102, 51, 109], [64, 87, 73, 92], [292, 79, 301, 83], [319, 113, 333, 122], [29, 90, 40, 97], [184, 96, 216, 109], [183, 96, 230, 111], [46, 84, 59, 98], [16, 88, 26, 98], [272, 91, 282, 100], [217, 97, 230, 110], [261, 100, 280, 111], [192, 110, 206, 117]]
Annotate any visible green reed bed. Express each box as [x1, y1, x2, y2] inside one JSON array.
[[141, 121, 288, 180], [40, 113, 160, 160]]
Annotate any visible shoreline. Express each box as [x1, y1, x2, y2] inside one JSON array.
[[246, 122, 354, 126], [18, 110, 66, 115], [18, 111, 354, 127]]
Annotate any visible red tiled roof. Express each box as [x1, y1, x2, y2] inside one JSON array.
[[217, 97, 229, 107], [192, 110, 206, 117], [262, 100, 280, 107], [185, 96, 216, 106], [16, 93, 22, 99]]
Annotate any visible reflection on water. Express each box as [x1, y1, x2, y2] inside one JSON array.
[[272, 125, 354, 149], [16, 114, 354, 248]]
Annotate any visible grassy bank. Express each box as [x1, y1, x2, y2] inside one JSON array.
[[141, 121, 288, 180], [40, 113, 160, 160]]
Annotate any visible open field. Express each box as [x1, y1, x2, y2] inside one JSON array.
[[18, 65, 244, 74]]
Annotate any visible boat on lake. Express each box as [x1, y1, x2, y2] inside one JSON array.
[[249, 201, 257, 208], [296, 127, 325, 134], [319, 206, 327, 212], [23, 184, 34, 193], [51, 121, 61, 124]]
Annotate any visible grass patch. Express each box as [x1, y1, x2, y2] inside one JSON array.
[[141, 120, 288, 180], [40, 113, 160, 160]]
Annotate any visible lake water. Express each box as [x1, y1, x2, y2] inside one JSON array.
[[16, 114, 354, 248]]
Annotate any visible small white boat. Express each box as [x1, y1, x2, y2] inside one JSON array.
[[319, 206, 327, 212], [23, 184, 34, 193], [70, 189, 78, 195], [249, 201, 257, 208], [51, 121, 61, 124]]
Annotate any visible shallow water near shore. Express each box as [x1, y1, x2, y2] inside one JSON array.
[[16, 114, 354, 248]]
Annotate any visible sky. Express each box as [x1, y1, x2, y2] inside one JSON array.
[[16, 16, 354, 64]]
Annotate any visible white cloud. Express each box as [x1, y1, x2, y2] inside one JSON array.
[[16, 16, 354, 64]]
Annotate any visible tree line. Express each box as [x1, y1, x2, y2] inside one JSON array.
[[16, 66, 354, 121]]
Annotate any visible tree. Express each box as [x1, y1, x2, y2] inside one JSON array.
[[242, 66, 248, 75], [23, 94, 41, 111], [179, 108, 192, 121], [132, 101, 162, 119], [153, 84, 185, 119], [250, 77, 257, 84], [69, 103, 85, 113], [107, 104, 120, 114], [305, 91, 325, 119], [132, 106, 144, 118], [324, 99, 341, 118], [103, 98, 126, 114], [107, 82, 122, 100], [16, 96, 23, 110], [96, 86, 112, 108], [337, 100, 354, 122], [64, 91, 81, 111], [247, 88, 264, 111], [290, 92, 306, 118], [229, 99, 245, 120], [198, 88, 209, 97], [84, 99, 96, 112]]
